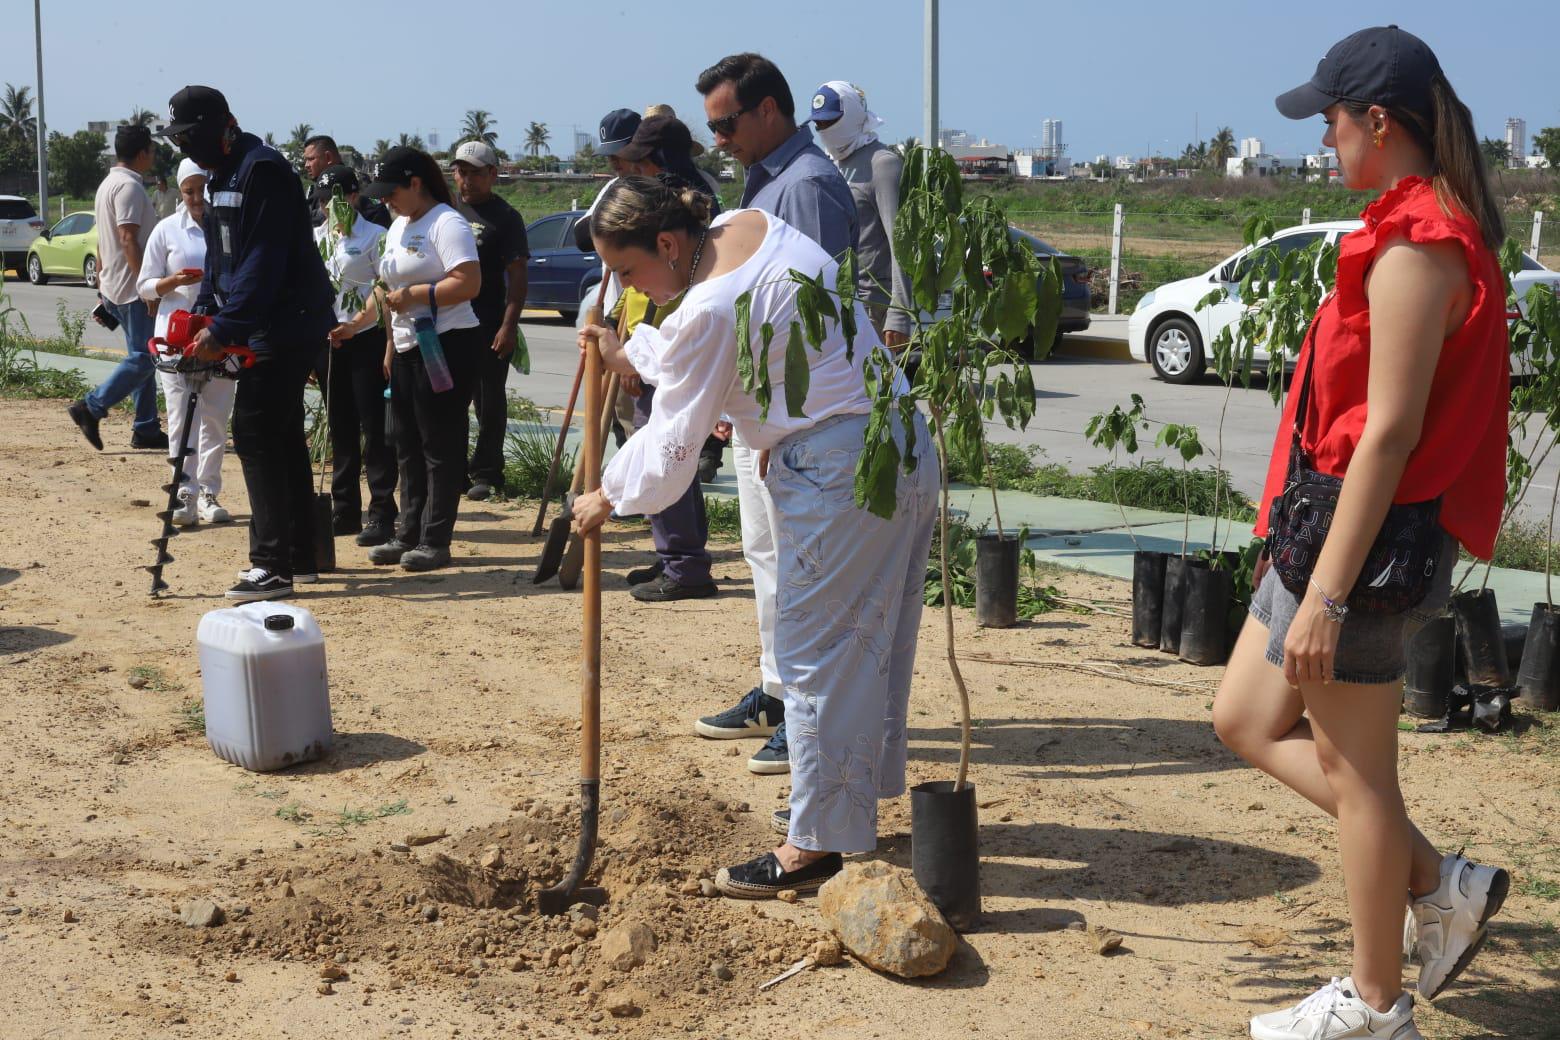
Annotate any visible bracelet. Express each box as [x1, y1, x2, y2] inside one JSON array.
[[1309, 577, 1349, 624]]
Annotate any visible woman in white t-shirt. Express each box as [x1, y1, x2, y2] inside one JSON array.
[[330, 147, 481, 572], [312, 164, 397, 549], [138, 157, 234, 526], [574, 177, 938, 900]]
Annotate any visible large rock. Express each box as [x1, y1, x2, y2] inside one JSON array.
[[599, 920, 657, 972], [178, 898, 224, 928], [818, 861, 955, 978]]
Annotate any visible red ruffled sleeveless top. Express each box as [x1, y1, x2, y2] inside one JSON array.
[[1255, 176, 1509, 559]]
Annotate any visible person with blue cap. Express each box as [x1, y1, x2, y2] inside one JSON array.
[[809, 81, 912, 350]]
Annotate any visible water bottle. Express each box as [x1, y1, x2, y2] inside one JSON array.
[[414, 316, 454, 392]]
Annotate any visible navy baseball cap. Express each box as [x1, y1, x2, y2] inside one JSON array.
[[161, 85, 230, 137], [1276, 25, 1442, 121], [597, 109, 641, 156], [808, 84, 844, 123]]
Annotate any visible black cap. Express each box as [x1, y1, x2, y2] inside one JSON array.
[[361, 146, 420, 199], [597, 108, 641, 157], [313, 164, 361, 201], [161, 85, 231, 137], [263, 614, 295, 631], [1276, 25, 1442, 121], [619, 115, 696, 163]]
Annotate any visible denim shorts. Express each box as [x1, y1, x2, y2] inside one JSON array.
[[1248, 533, 1457, 684]]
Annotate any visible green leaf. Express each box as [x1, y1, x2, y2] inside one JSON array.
[[854, 435, 901, 520], [1013, 363, 1036, 429], [995, 263, 1040, 344], [783, 321, 810, 419], [898, 396, 920, 472], [835, 249, 859, 361], [512, 328, 531, 375], [734, 292, 755, 392], [755, 322, 775, 421]]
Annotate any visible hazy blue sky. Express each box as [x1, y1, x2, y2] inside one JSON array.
[[6, 0, 1557, 162]]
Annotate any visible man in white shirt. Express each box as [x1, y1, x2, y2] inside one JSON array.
[[68, 125, 166, 452], [151, 175, 179, 220]]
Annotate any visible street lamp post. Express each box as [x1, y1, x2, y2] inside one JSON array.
[[34, 0, 48, 218], [923, 0, 938, 151]]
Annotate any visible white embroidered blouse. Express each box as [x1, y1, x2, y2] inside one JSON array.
[[600, 209, 875, 517]]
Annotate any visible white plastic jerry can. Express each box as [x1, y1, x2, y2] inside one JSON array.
[[196, 602, 332, 772]]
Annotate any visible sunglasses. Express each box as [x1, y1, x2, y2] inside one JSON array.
[[706, 103, 758, 138]]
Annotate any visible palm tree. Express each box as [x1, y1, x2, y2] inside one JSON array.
[[287, 123, 314, 154], [2, 84, 37, 142], [460, 110, 499, 147], [1208, 127, 1236, 170], [373, 139, 391, 160], [894, 136, 919, 157], [126, 107, 157, 128], [524, 121, 550, 158], [396, 132, 427, 152]]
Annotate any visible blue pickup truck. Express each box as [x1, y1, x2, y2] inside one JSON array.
[[524, 210, 601, 321]]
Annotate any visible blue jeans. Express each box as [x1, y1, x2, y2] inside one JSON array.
[[85, 298, 160, 434]]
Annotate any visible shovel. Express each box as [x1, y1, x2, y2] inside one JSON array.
[[557, 372, 619, 591], [530, 350, 587, 536], [538, 329, 608, 915]]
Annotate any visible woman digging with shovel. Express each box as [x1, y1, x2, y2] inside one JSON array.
[[571, 177, 937, 898], [1213, 27, 1510, 1040]]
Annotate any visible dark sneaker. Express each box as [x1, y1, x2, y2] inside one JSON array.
[[748, 721, 790, 775], [697, 454, 720, 484], [626, 559, 664, 586], [466, 482, 492, 502], [226, 568, 293, 602], [771, 809, 791, 836], [400, 544, 451, 572], [355, 521, 392, 547], [369, 538, 413, 565], [130, 429, 170, 451], [631, 574, 717, 602], [714, 851, 842, 900], [332, 514, 362, 537], [694, 687, 784, 740], [67, 400, 103, 451]]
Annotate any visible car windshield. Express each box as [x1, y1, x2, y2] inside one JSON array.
[[1519, 252, 1546, 272], [1225, 231, 1326, 283], [0, 199, 36, 220]]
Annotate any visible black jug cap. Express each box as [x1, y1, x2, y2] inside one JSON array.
[[263, 614, 295, 631]]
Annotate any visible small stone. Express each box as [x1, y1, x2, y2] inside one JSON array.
[[319, 964, 348, 981], [317, 982, 334, 996], [569, 904, 599, 922], [1246, 802, 1265, 811], [405, 831, 447, 847], [817, 861, 956, 978], [809, 937, 845, 967], [388, 843, 411, 854], [605, 989, 646, 1018], [678, 880, 701, 896], [710, 962, 733, 982], [480, 846, 504, 870], [776, 890, 798, 904], [178, 899, 224, 928], [111, 752, 129, 765], [443, 794, 456, 804], [507, 958, 528, 972], [698, 880, 717, 898], [282, 884, 294, 897], [223, 971, 238, 983], [62, 910, 77, 923], [1089, 926, 1124, 956], [421, 905, 439, 923], [724, 747, 740, 757], [128, 674, 149, 689], [600, 921, 657, 972], [571, 918, 598, 939]]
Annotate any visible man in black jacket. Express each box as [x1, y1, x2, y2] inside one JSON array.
[[164, 85, 337, 602]]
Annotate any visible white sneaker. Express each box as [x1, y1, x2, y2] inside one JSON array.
[[1250, 978, 1421, 1040], [198, 492, 230, 524], [1406, 853, 1509, 999], [170, 490, 197, 527]]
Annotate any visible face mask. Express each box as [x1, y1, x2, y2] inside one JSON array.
[[815, 119, 860, 162]]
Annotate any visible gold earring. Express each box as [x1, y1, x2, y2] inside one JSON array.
[[1373, 127, 1387, 149]]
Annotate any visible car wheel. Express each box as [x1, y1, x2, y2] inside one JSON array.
[[83, 255, 98, 289], [1148, 316, 1204, 384], [27, 253, 48, 285]]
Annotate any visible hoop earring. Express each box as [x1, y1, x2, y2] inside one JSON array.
[[1373, 127, 1387, 149], [667, 257, 676, 271]]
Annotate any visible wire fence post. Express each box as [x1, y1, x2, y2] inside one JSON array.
[[1532, 211, 1544, 261], [1108, 202, 1124, 315], [1302, 207, 1311, 226]]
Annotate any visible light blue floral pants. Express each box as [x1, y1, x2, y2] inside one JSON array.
[[765, 410, 939, 854]]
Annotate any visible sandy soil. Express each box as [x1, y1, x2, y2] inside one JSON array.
[[1, 397, 1556, 1040]]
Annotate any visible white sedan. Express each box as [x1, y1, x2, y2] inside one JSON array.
[[1129, 219, 1558, 384]]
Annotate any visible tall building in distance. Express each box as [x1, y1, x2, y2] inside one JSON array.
[[938, 128, 973, 151], [1239, 137, 1265, 159], [1040, 119, 1064, 160], [1506, 118, 1527, 166]]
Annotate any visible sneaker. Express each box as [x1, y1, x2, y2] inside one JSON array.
[[694, 687, 784, 740], [226, 568, 293, 603], [400, 544, 451, 572], [237, 569, 316, 583], [771, 809, 791, 836], [466, 482, 492, 502], [1406, 853, 1510, 999], [170, 490, 197, 527], [332, 514, 362, 537], [626, 559, 664, 586], [130, 429, 170, 451], [748, 721, 790, 775], [197, 492, 229, 524], [714, 850, 842, 900], [67, 400, 103, 451], [355, 520, 392, 547], [369, 538, 413, 566], [1250, 978, 1420, 1040], [631, 574, 717, 602]]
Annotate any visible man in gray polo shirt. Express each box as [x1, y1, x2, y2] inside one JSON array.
[[692, 52, 859, 778]]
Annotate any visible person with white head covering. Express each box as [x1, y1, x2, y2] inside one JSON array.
[[808, 81, 912, 348], [138, 157, 235, 525]]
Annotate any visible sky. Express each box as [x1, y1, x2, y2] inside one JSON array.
[[5, 0, 1558, 164]]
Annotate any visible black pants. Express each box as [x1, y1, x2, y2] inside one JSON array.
[[391, 326, 480, 548], [467, 322, 509, 488], [231, 351, 316, 577], [320, 326, 398, 527]]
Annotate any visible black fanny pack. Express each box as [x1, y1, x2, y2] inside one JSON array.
[[1265, 313, 1444, 615]]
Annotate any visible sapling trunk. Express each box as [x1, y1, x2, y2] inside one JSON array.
[[978, 435, 1005, 539], [1181, 456, 1190, 559], [933, 420, 973, 792], [1548, 473, 1559, 608]]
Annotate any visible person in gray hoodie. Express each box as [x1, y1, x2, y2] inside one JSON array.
[[808, 80, 912, 351]]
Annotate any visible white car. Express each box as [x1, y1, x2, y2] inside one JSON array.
[[0, 195, 44, 277], [1129, 219, 1559, 384]]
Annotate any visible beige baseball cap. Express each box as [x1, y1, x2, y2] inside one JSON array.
[[453, 140, 499, 168]]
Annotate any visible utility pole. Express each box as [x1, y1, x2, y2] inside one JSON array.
[[34, 0, 48, 218], [923, 0, 938, 150]]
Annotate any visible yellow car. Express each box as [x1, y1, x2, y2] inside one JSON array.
[[26, 210, 99, 288]]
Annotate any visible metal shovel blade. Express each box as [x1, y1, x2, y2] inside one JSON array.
[[533, 496, 575, 585], [556, 532, 585, 591], [536, 780, 606, 915]]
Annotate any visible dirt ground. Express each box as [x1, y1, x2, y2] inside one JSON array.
[[1, 397, 1556, 1040]]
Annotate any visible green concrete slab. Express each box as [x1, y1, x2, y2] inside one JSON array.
[[944, 488, 1182, 534]]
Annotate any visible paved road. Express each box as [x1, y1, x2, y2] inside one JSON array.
[[9, 275, 1552, 522]]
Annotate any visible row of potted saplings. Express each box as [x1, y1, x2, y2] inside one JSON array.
[[1404, 585, 1560, 716]]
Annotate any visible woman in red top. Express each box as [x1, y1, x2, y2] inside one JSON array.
[[1214, 27, 1510, 1040]]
